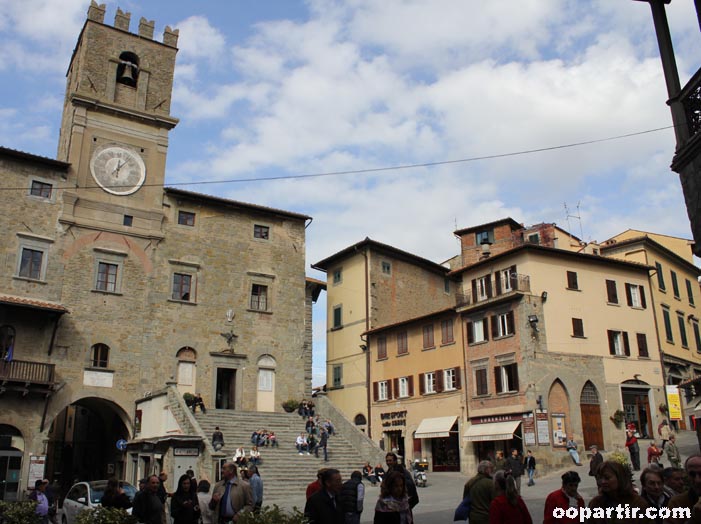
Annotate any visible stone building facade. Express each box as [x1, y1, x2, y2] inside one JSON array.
[[0, 3, 315, 499]]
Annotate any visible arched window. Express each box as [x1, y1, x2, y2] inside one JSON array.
[[176, 347, 197, 391], [0, 325, 16, 361], [116, 51, 139, 87], [354, 414, 367, 426], [91, 343, 110, 368]]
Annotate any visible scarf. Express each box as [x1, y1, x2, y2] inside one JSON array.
[[375, 496, 413, 524]]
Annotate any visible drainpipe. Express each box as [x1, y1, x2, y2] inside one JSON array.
[[360, 245, 372, 438]]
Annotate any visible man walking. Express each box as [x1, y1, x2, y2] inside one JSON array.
[[209, 462, 253, 523], [317, 428, 329, 461], [132, 475, 164, 524], [506, 448, 524, 493], [666, 434, 682, 469], [461, 460, 494, 524], [304, 468, 345, 524], [339, 470, 364, 524], [524, 450, 536, 486]]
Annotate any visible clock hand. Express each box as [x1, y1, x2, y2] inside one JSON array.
[[111, 161, 125, 177]]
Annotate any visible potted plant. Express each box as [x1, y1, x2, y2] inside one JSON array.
[[281, 399, 299, 413], [183, 392, 195, 408], [610, 409, 625, 429]]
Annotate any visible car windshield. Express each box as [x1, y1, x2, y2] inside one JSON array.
[[89, 481, 137, 504]]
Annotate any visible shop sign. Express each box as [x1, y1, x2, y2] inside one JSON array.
[[473, 413, 524, 424], [174, 448, 199, 457], [536, 411, 550, 445], [522, 413, 536, 446], [380, 410, 407, 427], [666, 386, 682, 421]]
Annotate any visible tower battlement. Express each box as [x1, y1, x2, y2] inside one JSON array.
[[86, 1, 179, 48]]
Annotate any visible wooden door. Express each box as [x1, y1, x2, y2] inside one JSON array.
[[580, 404, 604, 450]]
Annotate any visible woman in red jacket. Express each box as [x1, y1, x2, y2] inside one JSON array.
[[489, 470, 532, 524], [544, 471, 585, 524]]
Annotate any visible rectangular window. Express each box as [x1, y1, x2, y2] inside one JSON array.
[[500, 268, 513, 293], [332, 268, 342, 285], [625, 283, 646, 308], [381, 261, 392, 275], [607, 330, 630, 356], [96, 262, 118, 292], [475, 229, 494, 245], [253, 224, 269, 239], [30, 180, 53, 199], [172, 273, 193, 301], [422, 324, 434, 349], [258, 369, 273, 391], [250, 284, 268, 311], [444, 278, 450, 293], [19, 248, 44, 280], [441, 319, 454, 344], [687, 279, 695, 306], [572, 318, 585, 338], [378, 381, 389, 401], [178, 210, 196, 226], [123, 215, 133, 227], [566, 271, 579, 290], [91, 344, 109, 368], [474, 367, 488, 396], [662, 307, 674, 343], [693, 321, 701, 354], [424, 372, 436, 394], [671, 271, 680, 299], [494, 363, 519, 393], [527, 233, 540, 245], [655, 262, 665, 290], [492, 311, 515, 338], [467, 318, 489, 345], [377, 336, 387, 359], [477, 275, 491, 300], [398, 377, 409, 398], [444, 368, 457, 391], [678, 313, 689, 348], [636, 333, 649, 358], [332, 365, 342, 388], [397, 331, 408, 355], [332, 305, 342, 328], [606, 279, 618, 304]]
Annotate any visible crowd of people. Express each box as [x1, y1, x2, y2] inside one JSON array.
[[294, 403, 336, 461], [303, 451, 419, 524]]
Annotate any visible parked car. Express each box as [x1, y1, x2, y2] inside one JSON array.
[[61, 480, 136, 524]]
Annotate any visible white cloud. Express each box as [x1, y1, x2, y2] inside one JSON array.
[[175, 16, 226, 61]]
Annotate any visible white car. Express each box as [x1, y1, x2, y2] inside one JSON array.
[[61, 480, 136, 524]]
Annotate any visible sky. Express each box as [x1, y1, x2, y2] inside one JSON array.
[[1, 1, 700, 387]]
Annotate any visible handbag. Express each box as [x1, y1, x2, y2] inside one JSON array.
[[454, 493, 471, 522]]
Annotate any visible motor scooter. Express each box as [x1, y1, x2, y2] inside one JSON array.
[[412, 459, 428, 487]]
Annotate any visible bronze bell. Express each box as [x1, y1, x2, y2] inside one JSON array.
[[118, 61, 137, 85]]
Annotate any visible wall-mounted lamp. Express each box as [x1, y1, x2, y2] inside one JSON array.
[[541, 291, 548, 301], [528, 314, 539, 333], [359, 344, 368, 351]]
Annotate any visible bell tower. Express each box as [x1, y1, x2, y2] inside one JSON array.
[[58, 2, 179, 230]]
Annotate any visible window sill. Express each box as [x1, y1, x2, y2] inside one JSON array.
[[330, 325, 343, 331], [328, 385, 344, 391], [566, 288, 581, 292], [496, 391, 519, 396], [13, 276, 47, 284], [422, 391, 437, 396], [376, 357, 388, 362], [397, 352, 409, 357], [571, 335, 587, 339], [690, 303, 696, 308], [638, 356, 650, 360], [168, 299, 197, 306], [472, 394, 491, 399], [682, 345, 690, 350], [440, 341, 456, 347], [468, 340, 489, 347], [493, 333, 515, 341], [422, 346, 436, 351], [92, 289, 122, 296], [659, 288, 667, 293], [674, 296, 681, 301], [247, 308, 273, 315], [84, 367, 114, 373], [612, 354, 629, 358], [607, 302, 620, 307], [630, 306, 645, 310]]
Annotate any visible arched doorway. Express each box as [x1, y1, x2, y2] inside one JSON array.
[[548, 379, 571, 447], [46, 398, 130, 493], [0, 424, 23, 501], [621, 379, 652, 438], [176, 347, 197, 395], [580, 381, 604, 450], [256, 355, 276, 412]]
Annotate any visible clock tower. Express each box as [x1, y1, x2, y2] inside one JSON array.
[[58, 1, 179, 233]]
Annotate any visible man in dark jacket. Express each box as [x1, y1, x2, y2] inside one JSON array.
[[506, 448, 524, 493], [524, 450, 536, 486], [589, 445, 603, 477], [385, 452, 418, 509], [132, 475, 164, 524], [304, 468, 345, 524], [462, 460, 495, 524], [339, 470, 364, 524]]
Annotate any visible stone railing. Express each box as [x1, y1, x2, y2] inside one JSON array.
[[313, 394, 385, 466]]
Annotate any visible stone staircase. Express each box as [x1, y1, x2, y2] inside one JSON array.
[[194, 409, 376, 508]]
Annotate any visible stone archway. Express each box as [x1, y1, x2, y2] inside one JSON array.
[[46, 397, 130, 492], [548, 379, 571, 447]]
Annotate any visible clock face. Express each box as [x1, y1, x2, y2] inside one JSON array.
[[90, 145, 146, 195]]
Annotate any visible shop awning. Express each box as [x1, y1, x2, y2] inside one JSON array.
[[463, 420, 521, 442], [414, 416, 458, 439]]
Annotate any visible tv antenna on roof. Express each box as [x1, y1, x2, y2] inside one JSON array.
[[564, 202, 584, 241]]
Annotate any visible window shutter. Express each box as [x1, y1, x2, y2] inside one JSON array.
[[491, 315, 499, 339], [625, 284, 633, 307], [494, 367, 503, 394], [607, 330, 616, 355], [392, 378, 399, 399], [606, 280, 618, 303], [467, 321, 474, 345], [623, 332, 630, 356], [512, 365, 519, 392], [476, 369, 486, 395], [640, 286, 646, 309], [495, 271, 502, 296], [373, 382, 379, 402], [637, 333, 649, 358], [419, 373, 425, 395], [486, 276, 493, 298], [484, 320, 489, 341], [472, 280, 478, 303], [506, 311, 515, 335], [436, 370, 444, 393], [454, 367, 462, 390], [567, 271, 578, 289], [408, 376, 414, 397]]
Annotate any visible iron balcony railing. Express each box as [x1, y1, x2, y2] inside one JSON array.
[[680, 66, 701, 140], [456, 273, 531, 308], [0, 359, 55, 385]]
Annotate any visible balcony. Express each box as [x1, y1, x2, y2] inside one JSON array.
[[680, 66, 701, 142], [456, 273, 531, 310], [0, 359, 56, 394]]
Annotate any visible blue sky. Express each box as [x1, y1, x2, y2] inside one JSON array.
[[1, 1, 700, 386]]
